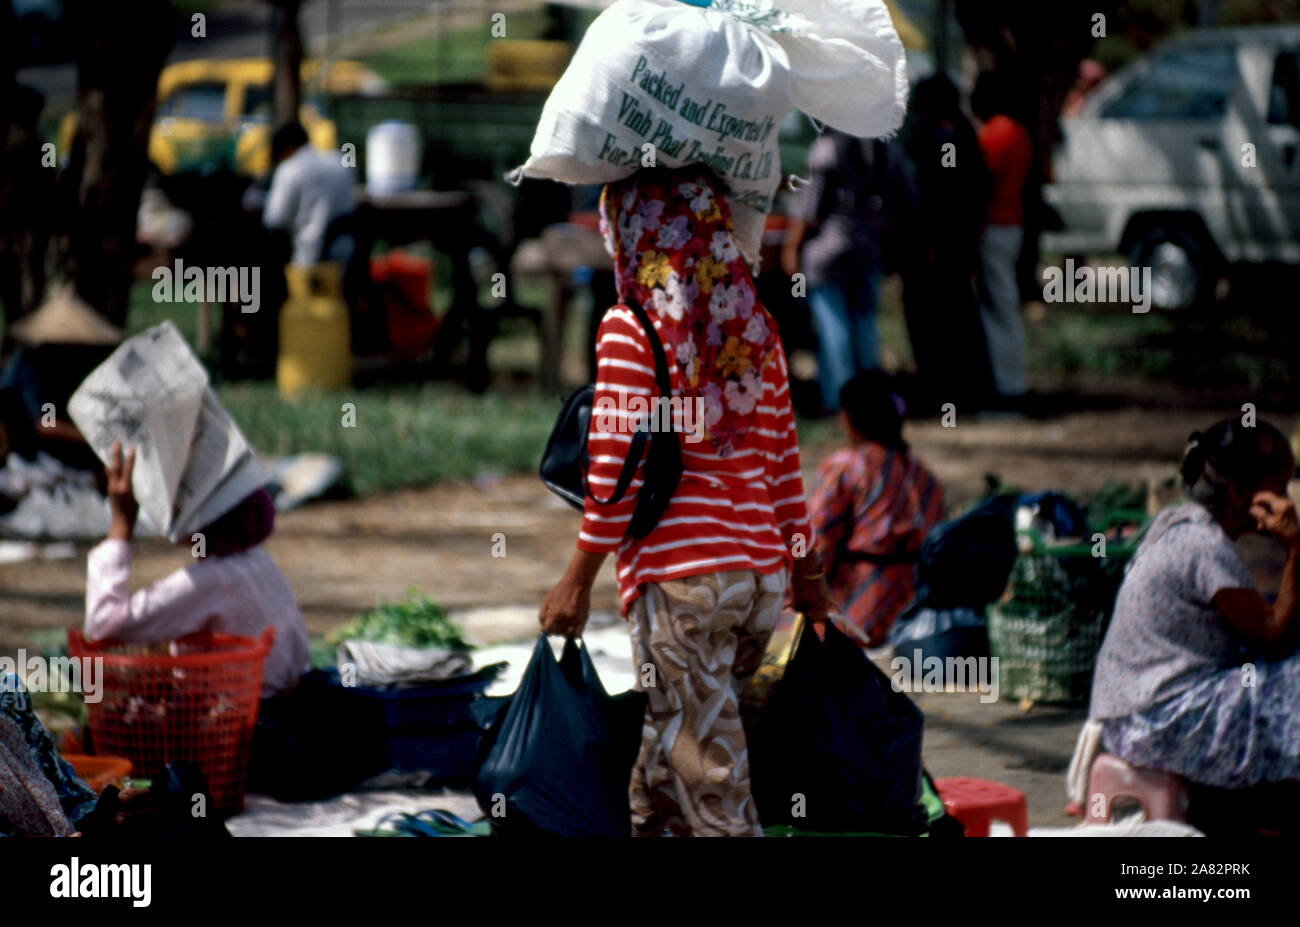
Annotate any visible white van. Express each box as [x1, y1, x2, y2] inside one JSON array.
[[1044, 26, 1300, 310]]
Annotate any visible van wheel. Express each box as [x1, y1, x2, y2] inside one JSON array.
[[1127, 225, 1215, 311]]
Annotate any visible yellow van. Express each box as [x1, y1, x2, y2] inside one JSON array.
[[59, 57, 385, 176]]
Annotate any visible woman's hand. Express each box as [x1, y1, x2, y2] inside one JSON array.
[[1250, 490, 1300, 548], [791, 552, 832, 625], [105, 441, 138, 542], [112, 788, 160, 830], [539, 573, 591, 638], [540, 549, 607, 638]]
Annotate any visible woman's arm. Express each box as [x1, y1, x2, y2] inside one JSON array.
[[1213, 490, 1300, 657], [86, 442, 211, 642], [85, 542, 212, 642], [762, 345, 830, 622], [539, 308, 653, 637], [105, 441, 137, 542], [780, 217, 806, 278], [539, 549, 608, 638]]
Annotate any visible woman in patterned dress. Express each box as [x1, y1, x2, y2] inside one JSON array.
[[808, 370, 945, 648], [1090, 417, 1300, 787]]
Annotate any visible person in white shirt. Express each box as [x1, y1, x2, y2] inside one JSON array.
[[262, 121, 356, 267], [84, 442, 309, 699]]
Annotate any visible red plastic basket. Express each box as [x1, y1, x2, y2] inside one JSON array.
[[67, 628, 273, 816]]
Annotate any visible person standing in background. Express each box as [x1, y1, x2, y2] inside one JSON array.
[[782, 130, 918, 415], [1062, 59, 1107, 120], [262, 121, 356, 269], [900, 74, 994, 413], [971, 72, 1033, 408]]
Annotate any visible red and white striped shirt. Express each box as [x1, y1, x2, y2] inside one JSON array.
[[577, 305, 814, 613]]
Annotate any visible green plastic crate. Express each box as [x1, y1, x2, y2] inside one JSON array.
[[987, 515, 1147, 705]]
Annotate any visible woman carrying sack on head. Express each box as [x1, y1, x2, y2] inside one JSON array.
[[526, 0, 908, 836], [540, 166, 831, 837]]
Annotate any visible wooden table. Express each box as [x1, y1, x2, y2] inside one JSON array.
[[510, 217, 612, 391]]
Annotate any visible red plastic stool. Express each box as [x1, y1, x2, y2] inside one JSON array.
[[1086, 753, 1189, 823], [934, 777, 1029, 837]]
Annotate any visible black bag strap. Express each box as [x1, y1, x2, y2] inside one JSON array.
[[587, 296, 675, 506], [626, 296, 674, 407]]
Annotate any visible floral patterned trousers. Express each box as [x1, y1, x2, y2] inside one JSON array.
[[627, 568, 787, 836]]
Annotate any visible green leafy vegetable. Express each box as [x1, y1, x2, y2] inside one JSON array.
[[327, 587, 471, 651]]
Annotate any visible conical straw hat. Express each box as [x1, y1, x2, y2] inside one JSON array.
[[9, 285, 124, 346]]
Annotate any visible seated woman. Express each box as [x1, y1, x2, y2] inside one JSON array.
[[0, 676, 97, 837], [808, 371, 946, 648], [1090, 417, 1300, 788], [85, 442, 309, 698]]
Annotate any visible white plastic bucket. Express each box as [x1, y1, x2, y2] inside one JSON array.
[[366, 120, 421, 195]]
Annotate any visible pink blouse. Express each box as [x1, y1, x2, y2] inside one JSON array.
[[85, 540, 310, 698]]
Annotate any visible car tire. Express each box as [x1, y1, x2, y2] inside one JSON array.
[[1127, 224, 1217, 312]]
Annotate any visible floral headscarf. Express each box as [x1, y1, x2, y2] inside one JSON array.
[[599, 167, 782, 457]]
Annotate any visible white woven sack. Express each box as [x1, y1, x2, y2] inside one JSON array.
[[511, 0, 908, 268]]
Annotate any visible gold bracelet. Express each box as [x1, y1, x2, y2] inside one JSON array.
[[795, 569, 825, 581]]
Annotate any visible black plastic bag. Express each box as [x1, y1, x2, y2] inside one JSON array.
[[912, 495, 1017, 610], [887, 605, 990, 663], [1017, 490, 1088, 539], [79, 761, 231, 837], [475, 635, 646, 837], [750, 620, 928, 835]]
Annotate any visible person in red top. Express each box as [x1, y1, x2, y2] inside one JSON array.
[[809, 371, 946, 648], [539, 165, 831, 836], [972, 72, 1034, 404]]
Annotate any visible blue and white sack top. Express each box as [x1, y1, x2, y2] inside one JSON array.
[[508, 0, 909, 271]]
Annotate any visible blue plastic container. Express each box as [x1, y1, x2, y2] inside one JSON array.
[[324, 662, 506, 779]]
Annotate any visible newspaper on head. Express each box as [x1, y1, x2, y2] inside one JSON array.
[[68, 320, 268, 543]]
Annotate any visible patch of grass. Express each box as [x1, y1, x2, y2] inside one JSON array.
[[217, 380, 556, 496], [1027, 307, 1173, 378], [1026, 302, 1291, 389], [124, 279, 223, 365]]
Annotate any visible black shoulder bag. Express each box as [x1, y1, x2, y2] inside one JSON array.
[[539, 297, 683, 539]]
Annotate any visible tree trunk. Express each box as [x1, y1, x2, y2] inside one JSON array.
[[63, 0, 178, 328], [271, 0, 303, 130], [955, 1, 1106, 180], [0, 4, 54, 330]]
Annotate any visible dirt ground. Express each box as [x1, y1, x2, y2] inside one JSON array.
[[3, 403, 1292, 828], [3, 404, 1259, 646]]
